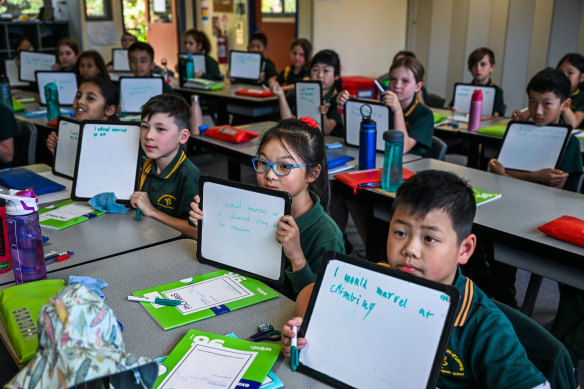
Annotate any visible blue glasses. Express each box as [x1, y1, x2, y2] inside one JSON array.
[[251, 158, 311, 176]]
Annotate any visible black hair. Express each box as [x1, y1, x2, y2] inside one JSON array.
[[392, 50, 416, 63], [141, 94, 191, 131], [557, 53, 584, 77], [256, 119, 329, 209], [467, 47, 495, 70], [250, 32, 268, 47], [74, 50, 110, 81], [526, 67, 571, 102], [392, 170, 476, 244], [128, 42, 154, 62], [79, 77, 119, 108], [310, 49, 342, 91], [183, 29, 211, 53]]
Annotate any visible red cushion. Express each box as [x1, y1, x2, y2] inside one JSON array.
[[537, 216, 584, 247]]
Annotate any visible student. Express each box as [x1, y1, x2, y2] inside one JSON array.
[[276, 38, 312, 92], [46, 78, 119, 156], [489, 68, 583, 189], [74, 50, 111, 81], [281, 170, 550, 389], [230, 32, 277, 85], [189, 118, 345, 298], [449, 47, 505, 117], [51, 39, 80, 72], [377, 50, 428, 105], [271, 50, 344, 137], [181, 29, 222, 80], [131, 94, 200, 239], [0, 104, 25, 169], [127, 42, 182, 98], [106, 32, 138, 71], [557, 53, 584, 129], [14, 37, 34, 67]]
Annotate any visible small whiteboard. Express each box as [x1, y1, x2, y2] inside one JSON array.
[[19, 51, 56, 82], [345, 99, 392, 151], [452, 83, 496, 117], [53, 117, 80, 179], [4, 60, 27, 87], [295, 81, 323, 131], [299, 252, 460, 389], [112, 49, 130, 72], [192, 54, 206, 74], [71, 120, 141, 202], [35, 71, 78, 106], [197, 176, 291, 287], [229, 51, 262, 80], [496, 121, 571, 172], [120, 77, 163, 114]]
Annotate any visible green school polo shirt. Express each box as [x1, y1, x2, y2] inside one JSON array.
[[0, 104, 24, 169], [262, 57, 277, 82], [438, 268, 547, 388], [403, 98, 434, 157], [283, 193, 345, 298], [202, 54, 222, 81], [570, 89, 584, 128], [323, 88, 344, 138], [139, 149, 200, 220], [276, 65, 310, 87], [558, 135, 583, 173], [162, 81, 185, 101]]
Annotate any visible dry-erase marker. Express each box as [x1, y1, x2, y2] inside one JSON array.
[[290, 325, 299, 371], [513, 107, 528, 118], [374, 79, 385, 94], [262, 84, 268, 90], [136, 208, 142, 221], [56, 251, 73, 262], [127, 296, 182, 306]]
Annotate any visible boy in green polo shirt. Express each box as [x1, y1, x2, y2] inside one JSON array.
[[281, 170, 550, 388], [130, 94, 200, 239]]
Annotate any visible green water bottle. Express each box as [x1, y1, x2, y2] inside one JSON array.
[[45, 82, 60, 121]]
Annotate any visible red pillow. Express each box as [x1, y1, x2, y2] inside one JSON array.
[[537, 216, 584, 247]]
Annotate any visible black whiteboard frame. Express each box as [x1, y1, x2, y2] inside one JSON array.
[[196, 175, 292, 288], [119, 76, 164, 114], [298, 251, 460, 389], [35, 71, 78, 106], [295, 81, 323, 132], [71, 120, 142, 204], [496, 121, 572, 172], [228, 50, 262, 81], [52, 116, 80, 179], [343, 98, 393, 151], [453, 82, 496, 116]]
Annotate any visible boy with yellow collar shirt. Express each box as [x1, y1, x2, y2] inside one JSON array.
[[131, 94, 200, 239], [282, 170, 550, 388]]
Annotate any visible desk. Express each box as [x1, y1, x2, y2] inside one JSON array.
[[0, 239, 331, 387]]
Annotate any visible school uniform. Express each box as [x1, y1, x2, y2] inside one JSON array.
[[139, 149, 200, 220], [0, 105, 24, 169], [438, 268, 547, 388], [323, 88, 344, 138], [262, 57, 277, 82], [201, 54, 222, 81], [569, 88, 584, 128], [162, 81, 185, 100], [557, 134, 583, 173], [284, 193, 345, 298], [276, 66, 309, 87], [403, 98, 434, 156]]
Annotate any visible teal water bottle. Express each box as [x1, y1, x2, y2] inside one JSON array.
[[381, 130, 404, 192], [45, 82, 60, 121], [186, 54, 195, 79], [0, 74, 13, 112]]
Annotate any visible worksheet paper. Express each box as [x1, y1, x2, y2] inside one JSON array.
[[39, 203, 95, 222]]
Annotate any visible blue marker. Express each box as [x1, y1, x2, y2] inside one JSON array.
[[290, 325, 299, 371], [358, 182, 381, 188], [136, 208, 142, 221], [42, 236, 49, 243]]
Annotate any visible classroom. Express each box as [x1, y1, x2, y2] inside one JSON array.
[[0, 0, 583, 387]]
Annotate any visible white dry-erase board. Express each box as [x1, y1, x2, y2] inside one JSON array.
[[53, 117, 80, 179], [345, 99, 392, 152], [120, 77, 163, 114], [229, 50, 262, 80], [19, 51, 56, 82], [4, 60, 27, 87], [71, 120, 141, 202], [452, 83, 496, 117], [112, 49, 130, 72], [296, 81, 323, 131], [192, 54, 206, 74], [496, 121, 571, 172], [35, 71, 78, 106], [299, 252, 460, 389], [197, 176, 291, 287]]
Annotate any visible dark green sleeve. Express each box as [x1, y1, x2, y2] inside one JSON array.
[[0, 105, 16, 142], [326, 97, 344, 138], [177, 165, 201, 220], [406, 105, 434, 156], [202, 55, 222, 81], [263, 58, 277, 81], [558, 135, 583, 173], [276, 68, 286, 85], [493, 85, 506, 116]]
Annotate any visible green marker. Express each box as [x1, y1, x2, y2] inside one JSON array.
[[136, 208, 142, 221], [290, 325, 299, 371]]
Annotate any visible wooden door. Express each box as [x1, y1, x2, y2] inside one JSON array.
[[145, 0, 179, 74], [255, 0, 296, 72]]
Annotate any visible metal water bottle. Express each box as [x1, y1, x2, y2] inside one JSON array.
[[382, 130, 404, 192], [468, 89, 482, 132], [186, 54, 195, 79], [0, 74, 13, 112], [161, 58, 170, 84], [0, 189, 46, 285], [359, 104, 377, 170], [45, 82, 60, 121]]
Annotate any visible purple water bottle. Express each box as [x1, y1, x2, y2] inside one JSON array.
[[359, 104, 377, 170], [0, 189, 46, 284], [468, 89, 483, 132]]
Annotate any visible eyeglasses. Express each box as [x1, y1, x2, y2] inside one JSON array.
[[251, 158, 311, 176]]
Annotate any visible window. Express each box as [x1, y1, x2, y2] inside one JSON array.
[[84, 0, 113, 20], [261, 0, 296, 17], [0, 0, 43, 15]]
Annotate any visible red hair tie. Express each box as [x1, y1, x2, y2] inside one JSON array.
[[299, 117, 318, 129]]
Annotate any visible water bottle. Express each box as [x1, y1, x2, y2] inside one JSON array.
[[45, 82, 60, 122], [161, 58, 170, 84], [0, 201, 13, 274], [0, 189, 46, 285], [186, 54, 195, 80], [359, 104, 376, 170], [468, 89, 482, 132], [0, 74, 13, 112], [382, 130, 404, 192]]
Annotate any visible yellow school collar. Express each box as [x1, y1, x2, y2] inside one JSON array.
[[571, 89, 580, 97], [404, 98, 419, 118], [139, 150, 187, 190]]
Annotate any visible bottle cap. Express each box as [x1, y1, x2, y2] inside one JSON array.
[[0, 189, 39, 215], [199, 125, 208, 135], [383, 130, 404, 143], [472, 89, 483, 101]]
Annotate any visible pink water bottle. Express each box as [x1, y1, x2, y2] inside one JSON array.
[[468, 89, 482, 132]]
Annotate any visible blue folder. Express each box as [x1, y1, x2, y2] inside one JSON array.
[[326, 152, 355, 169], [0, 168, 65, 195]]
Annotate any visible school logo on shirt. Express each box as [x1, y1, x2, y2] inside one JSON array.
[[157, 194, 177, 210], [441, 349, 465, 377]]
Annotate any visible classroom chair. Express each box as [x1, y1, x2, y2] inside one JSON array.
[[493, 300, 577, 389], [16, 120, 37, 165], [425, 93, 446, 109], [429, 136, 447, 161]]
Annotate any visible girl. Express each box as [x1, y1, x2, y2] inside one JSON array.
[[276, 38, 312, 92], [46, 77, 119, 155], [51, 39, 80, 72], [74, 50, 111, 81], [189, 118, 345, 299], [181, 29, 222, 80], [557, 53, 584, 129], [271, 50, 344, 137]]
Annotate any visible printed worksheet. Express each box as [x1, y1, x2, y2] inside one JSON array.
[[39, 203, 95, 222]]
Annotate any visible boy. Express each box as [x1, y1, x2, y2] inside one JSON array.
[[130, 94, 199, 239], [282, 170, 550, 388], [489, 68, 583, 189], [230, 32, 277, 85], [450, 47, 506, 117], [127, 42, 182, 98]]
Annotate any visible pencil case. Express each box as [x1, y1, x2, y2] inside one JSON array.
[[538, 215, 584, 247], [335, 167, 415, 194], [234, 89, 274, 97], [204, 125, 260, 144]]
